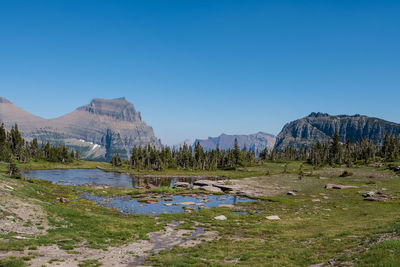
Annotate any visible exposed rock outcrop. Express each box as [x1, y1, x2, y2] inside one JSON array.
[[275, 112, 400, 151]]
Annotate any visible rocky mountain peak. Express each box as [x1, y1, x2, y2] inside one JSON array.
[[275, 112, 400, 151], [308, 112, 330, 118], [78, 97, 141, 122], [0, 97, 11, 104]]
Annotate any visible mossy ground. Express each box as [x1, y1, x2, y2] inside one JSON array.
[[1, 160, 400, 266]]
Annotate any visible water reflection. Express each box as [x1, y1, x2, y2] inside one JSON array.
[[22, 169, 221, 188]]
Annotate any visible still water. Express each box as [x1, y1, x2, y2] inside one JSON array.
[[22, 168, 218, 188]]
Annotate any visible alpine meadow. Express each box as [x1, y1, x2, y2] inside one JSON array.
[[1, 1, 400, 267]]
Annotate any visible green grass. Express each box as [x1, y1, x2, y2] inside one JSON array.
[[0, 257, 26, 267]]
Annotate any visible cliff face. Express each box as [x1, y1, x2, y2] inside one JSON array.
[[194, 132, 276, 153], [0, 97, 161, 160], [275, 112, 400, 151]]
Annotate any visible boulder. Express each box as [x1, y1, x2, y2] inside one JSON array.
[[214, 184, 242, 192], [214, 215, 227, 220], [173, 182, 191, 189], [287, 191, 297, 196], [59, 197, 68, 203], [266, 215, 280, 220], [200, 186, 223, 193], [363, 191, 389, 202], [194, 180, 216, 187], [325, 184, 359, 189]]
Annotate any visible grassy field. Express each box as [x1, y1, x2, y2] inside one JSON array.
[[1, 161, 400, 266]]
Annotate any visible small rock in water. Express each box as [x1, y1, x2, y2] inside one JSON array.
[[179, 201, 196, 206], [214, 215, 227, 220], [266, 215, 280, 220]]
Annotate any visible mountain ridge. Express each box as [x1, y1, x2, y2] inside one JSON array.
[[275, 112, 400, 151], [0, 97, 161, 160]]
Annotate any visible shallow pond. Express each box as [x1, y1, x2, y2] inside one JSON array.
[[22, 169, 220, 188], [80, 194, 253, 215]]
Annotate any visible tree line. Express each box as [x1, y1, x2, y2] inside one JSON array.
[[0, 123, 81, 175], [112, 138, 258, 170], [111, 130, 400, 170]]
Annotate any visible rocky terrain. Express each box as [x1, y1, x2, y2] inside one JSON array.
[[194, 132, 276, 153], [0, 97, 161, 160], [275, 112, 400, 151]]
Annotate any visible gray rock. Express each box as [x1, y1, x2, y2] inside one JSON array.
[[287, 191, 297, 196], [173, 182, 190, 189], [214, 215, 227, 220], [194, 180, 216, 187], [200, 186, 223, 193], [266, 215, 280, 220], [325, 184, 359, 189]]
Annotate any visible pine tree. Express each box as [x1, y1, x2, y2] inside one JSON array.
[[111, 153, 122, 167], [76, 150, 82, 161], [8, 156, 20, 176], [0, 123, 6, 146], [329, 129, 341, 165], [233, 138, 243, 166]]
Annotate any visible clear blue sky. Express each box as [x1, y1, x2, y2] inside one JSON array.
[[0, 0, 399, 145]]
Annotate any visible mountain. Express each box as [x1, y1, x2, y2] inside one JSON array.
[[0, 97, 161, 160], [174, 139, 194, 149], [194, 132, 276, 153], [275, 112, 400, 151]]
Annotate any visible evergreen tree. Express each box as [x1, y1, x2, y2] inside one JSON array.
[[75, 149, 82, 161], [8, 156, 20, 176], [329, 129, 341, 165], [111, 153, 122, 167]]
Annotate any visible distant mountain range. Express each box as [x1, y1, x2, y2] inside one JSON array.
[[275, 112, 400, 151], [0, 97, 161, 160], [2, 96, 399, 160], [194, 132, 276, 153]]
